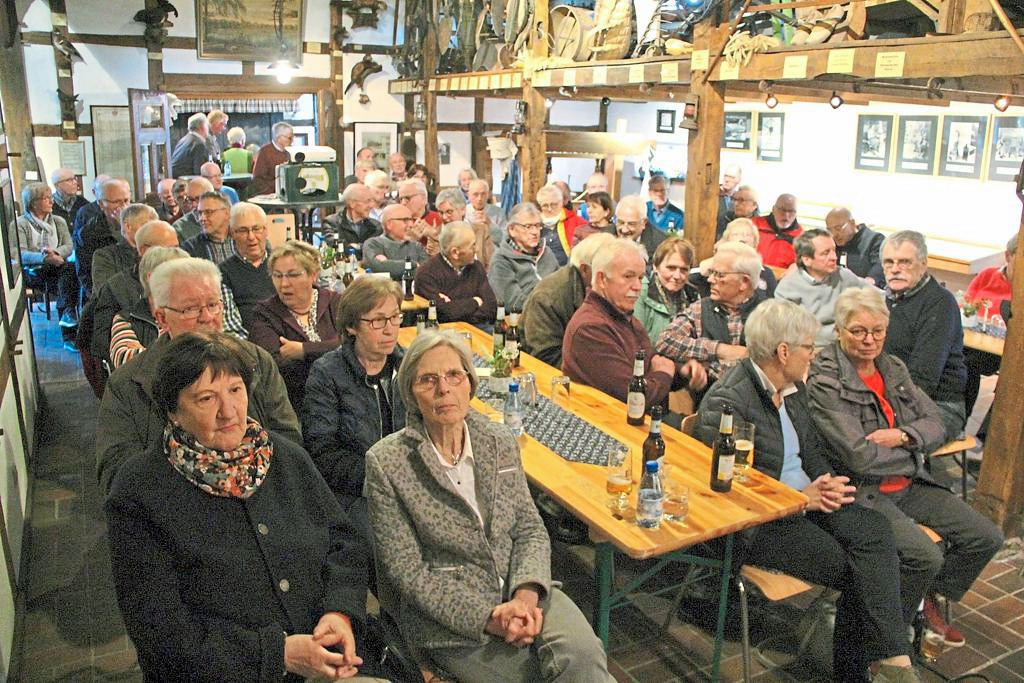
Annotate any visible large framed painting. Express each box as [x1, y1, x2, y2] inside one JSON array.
[[854, 114, 892, 171], [939, 115, 988, 179], [895, 115, 938, 175], [353, 122, 399, 169], [988, 116, 1024, 182], [196, 0, 306, 63], [756, 112, 784, 162]]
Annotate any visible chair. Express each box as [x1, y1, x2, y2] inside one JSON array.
[[22, 265, 53, 319], [929, 436, 978, 501], [680, 413, 699, 437]]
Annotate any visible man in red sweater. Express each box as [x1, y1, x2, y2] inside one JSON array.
[[414, 222, 497, 325], [965, 233, 1016, 315], [249, 122, 293, 196], [753, 193, 802, 268]]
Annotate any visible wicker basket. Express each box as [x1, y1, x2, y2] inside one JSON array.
[[588, 0, 633, 60]]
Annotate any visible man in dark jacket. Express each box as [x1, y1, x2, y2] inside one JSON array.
[[74, 178, 131, 301], [219, 202, 274, 330], [91, 203, 157, 292], [698, 299, 919, 682], [826, 207, 885, 286], [323, 183, 383, 246], [414, 222, 497, 325], [50, 168, 89, 227], [170, 112, 211, 178]]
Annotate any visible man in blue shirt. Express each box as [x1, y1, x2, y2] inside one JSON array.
[[645, 174, 684, 232]]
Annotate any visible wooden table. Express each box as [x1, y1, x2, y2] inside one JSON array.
[[397, 323, 808, 678], [964, 328, 1005, 356]]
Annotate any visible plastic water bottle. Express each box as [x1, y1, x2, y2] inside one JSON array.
[[503, 382, 524, 437], [636, 460, 664, 529], [223, 159, 232, 176]]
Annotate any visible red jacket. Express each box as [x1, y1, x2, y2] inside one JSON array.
[[966, 266, 1012, 313], [753, 215, 802, 269]]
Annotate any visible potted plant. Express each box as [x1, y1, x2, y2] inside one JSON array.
[[961, 298, 979, 328], [488, 348, 513, 394]]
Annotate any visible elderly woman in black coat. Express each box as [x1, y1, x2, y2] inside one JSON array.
[[105, 332, 371, 681]]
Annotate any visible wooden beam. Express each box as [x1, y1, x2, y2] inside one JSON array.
[[0, 2, 42, 186], [161, 74, 329, 95], [329, 3, 345, 168], [546, 131, 656, 156], [422, 16, 440, 182], [518, 84, 548, 202], [33, 123, 93, 137]]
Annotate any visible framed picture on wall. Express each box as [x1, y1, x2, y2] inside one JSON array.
[[439, 143, 451, 166], [988, 116, 1024, 181], [756, 112, 784, 162], [722, 112, 752, 150], [895, 115, 938, 175], [854, 114, 893, 171], [1, 168, 20, 290], [196, 0, 306, 63], [939, 115, 988, 179], [656, 109, 676, 134], [353, 122, 399, 169]]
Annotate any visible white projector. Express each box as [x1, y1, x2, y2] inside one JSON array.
[[285, 145, 337, 163]]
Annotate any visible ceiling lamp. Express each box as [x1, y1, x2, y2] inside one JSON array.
[[995, 94, 1011, 112], [273, 58, 296, 84], [765, 92, 778, 109], [829, 91, 843, 109], [271, 0, 295, 84]]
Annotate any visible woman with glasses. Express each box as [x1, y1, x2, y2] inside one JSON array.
[[809, 287, 1003, 652], [365, 330, 614, 683], [302, 276, 406, 545], [16, 181, 79, 329], [248, 240, 342, 409], [634, 236, 700, 343]]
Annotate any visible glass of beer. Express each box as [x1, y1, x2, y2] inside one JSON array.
[[733, 422, 756, 484], [605, 446, 632, 511]]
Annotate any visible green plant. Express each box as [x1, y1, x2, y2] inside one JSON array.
[[490, 349, 511, 378]]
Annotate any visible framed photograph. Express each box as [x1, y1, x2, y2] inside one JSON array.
[[895, 115, 938, 175], [91, 106, 135, 195], [855, 114, 893, 171], [939, 115, 988, 179], [988, 116, 1024, 181], [439, 142, 451, 166], [196, 0, 305, 63], [656, 109, 676, 134], [1, 168, 20, 289], [756, 112, 784, 162], [647, 141, 688, 180], [722, 112, 752, 150], [353, 122, 399, 169]]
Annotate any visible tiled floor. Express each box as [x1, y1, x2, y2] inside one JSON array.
[[11, 310, 1024, 681]]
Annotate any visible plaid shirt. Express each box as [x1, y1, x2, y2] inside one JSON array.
[[654, 298, 748, 381], [221, 283, 248, 339]]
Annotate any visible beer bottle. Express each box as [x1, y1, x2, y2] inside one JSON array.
[[505, 309, 520, 368], [342, 260, 354, 287], [627, 350, 647, 426], [642, 406, 665, 464], [710, 404, 736, 493], [493, 302, 506, 356], [426, 300, 439, 328], [401, 259, 415, 301]]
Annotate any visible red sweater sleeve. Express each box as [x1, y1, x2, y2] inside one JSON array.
[[563, 320, 673, 407]]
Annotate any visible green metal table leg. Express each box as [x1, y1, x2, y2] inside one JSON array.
[[711, 533, 735, 681], [594, 541, 614, 649]]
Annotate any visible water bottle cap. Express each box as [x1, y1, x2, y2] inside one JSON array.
[[645, 460, 659, 472], [508, 382, 519, 392]]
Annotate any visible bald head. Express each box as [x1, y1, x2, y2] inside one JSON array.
[[135, 220, 179, 255], [183, 177, 215, 214], [200, 161, 224, 189], [772, 193, 798, 229], [825, 206, 857, 246], [586, 172, 609, 194]]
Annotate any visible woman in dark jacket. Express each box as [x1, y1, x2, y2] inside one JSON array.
[[302, 276, 406, 543], [248, 240, 343, 409], [105, 332, 370, 682]]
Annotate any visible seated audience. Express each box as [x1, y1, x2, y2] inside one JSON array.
[[536, 184, 585, 266], [753, 193, 803, 268], [488, 202, 559, 310], [634, 236, 700, 344], [437, 187, 495, 269], [717, 164, 742, 219], [50, 167, 88, 227], [775, 228, 863, 346], [323, 183, 382, 247], [219, 202, 275, 330], [808, 287, 1003, 650], [414, 222, 497, 325], [457, 167, 477, 200], [880, 231, 967, 442], [173, 177, 215, 243], [388, 152, 408, 182], [302, 277, 407, 542], [250, 121, 293, 196], [645, 174, 684, 233], [200, 160, 239, 205], [106, 331, 371, 681], [92, 203, 157, 292], [613, 195, 666, 262], [248, 241, 342, 410], [96, 257, 299, 494], [716, 184, 758, 240], [826, 206, 885, 286], [693, 217, 777, 297], [563, 239, 706, 413], [169, 112, 210, 178], [343, 146, 375, 187], [222, 126, 253, 174], [72, 174, 111, 237], [398, 178, 442, 255], [182, 191, 237, 264], [522, 232, 614, 367], [698, 299, 919, 681], [17, 181, 78, 330], [365, 330, 615, 682], [362, 203, 429, 279], [75, 177, 131, 301], [364, 170, 393, 222], [466, 178, 506, 249], [572, 191, 614, 246], [578, 171, 610, 222], [154, 178, 181, 224], [656, 242, 765, 391]]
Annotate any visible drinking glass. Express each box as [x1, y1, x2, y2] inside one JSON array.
[[605, 447, 632, 511], [518, 372, 537, 405], [661, 464, 689, 524], [551, 375, 571, 409], [733, 422, 756, 484]]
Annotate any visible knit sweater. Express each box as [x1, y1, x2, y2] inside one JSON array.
[[220, 254, 276, 330], [250, 143, 290, 196], [413, 255, 497, 325], [775, 266, 864, 346]]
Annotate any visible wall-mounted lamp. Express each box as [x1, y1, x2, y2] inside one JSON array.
[[995, 94, 1011, 112], [272, 58, 296, 84], [829, 91, 843, 109], [765, 92, 778, 109], [601, 97, 611, 107], [512, 100, 527, 134]]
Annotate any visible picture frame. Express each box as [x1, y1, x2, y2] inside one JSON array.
[[646, 141, 688, 181], [353, 122, 399, 169], [939, 115, 988, 179], [756, 112, 784, 162], [196, 0, 306, 63], [656, 109, 676, 134], [1, 168, 20, 290], [854, 114, 893, 172], [91, 106, 135, 195], [895, 115, 938, 176], [722, 112, 752, 150], [988, 116, 1024, 182]]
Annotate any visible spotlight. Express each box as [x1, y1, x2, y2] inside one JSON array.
[[765, 93, 778, 109], [829, 91, 843, 109], [601, 97, 611, 107], [995, 94, 1011, 112]]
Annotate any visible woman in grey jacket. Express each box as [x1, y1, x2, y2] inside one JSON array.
[[365, 330, 612, 683]]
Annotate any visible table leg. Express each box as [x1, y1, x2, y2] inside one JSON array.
[[711, 533, 735, 681], [594, 541, 614, 649]]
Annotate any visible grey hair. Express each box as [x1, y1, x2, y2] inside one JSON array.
[[149, 257, 221, 308], [226, 126, 245, 144], [341, 182, 371, 203], [354, 159, 377, 171], [50, 168, 75, 184], [570, 231, 616, 269], [436, 187, 466, 210], [20, 182, 51, 215], [268, 239, 320, 275], [793, 228, 831, 271], [229, 201, 266, 228], [615, 194, 646, 219], [397, 329, 479, 421], [834, 286, 890, 330], [458, 168, 478, 180], [535, 184, 562, 202], [187, 112, 208, 132], [207, 109, 227, 125], [198, 191, 230, 210], [100, 177, 130, 199], [399, 178, 427, 196], [138, 246, 189, 298], [119, 203, 159, 231], [715, 241, 762, 283], [745, 299, 820, 364], [186, 177, 215, 194], [135, 220, 176, 249], [468, 177, 490, 193], [881, 230, 928, 262], [720, 217, 758, 246], [507, 202, 541, 225], [439, 221, 474, 252], [272, 121, 294, 138], [364, 170, 390, 189], [590, 238, 648, 287]]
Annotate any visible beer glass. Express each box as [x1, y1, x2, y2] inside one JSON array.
[[551, 375, 571, 409], [605, 446, 632, 511], [660, 463, 689, 524], [733, 422, 756, 484]]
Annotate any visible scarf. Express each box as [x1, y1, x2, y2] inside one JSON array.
[[24, 211, 57, 251], [164, 418, 272, 499], [292, 288, 322, 342], [652, 275, 685, 318]]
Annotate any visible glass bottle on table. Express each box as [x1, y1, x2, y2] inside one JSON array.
[[426, 300, 439, 328], [401, 259, 415, 301], [342, 259, 354, 287], [627, 350, 647, 426], [636, 460, 664, 529], [710, 404, 736, 493], [505, 309, 521, 369], [493, 302, 506, 356], [643, 406, 665, 465]]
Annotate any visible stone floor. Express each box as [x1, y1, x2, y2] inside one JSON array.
[[10, 308, 1024, 681]]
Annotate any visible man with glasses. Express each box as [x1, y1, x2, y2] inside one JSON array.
[[397, 178, 441, 254], [880, 231, 967, 443], [656, 242, 766, 397], [172, 177, 215, 243], [613, 195, 665, 265], [362, 203, 428, 279], [414, 222, 497, 325], [488, 202, 559, 311], [388, 152, 408, 182], [536, 184, 585, 267], [826, 206, 885, 286], [324, 182, 383, 249], [200, 160, 239, 205], [72, 174, 112, 236], [645, 174, 684, 233], [466, 178, 506, 252], [74, 177, 132, 300], [96, 256, 299, 494], [50, 167, 89, 227], [437, 187, 496, 270], [250, 121, 294, 196], [754, 193, 803, 268], [220, 202, 275, 330], [182, 192, 237, 265], [716, 184, 759, 240]]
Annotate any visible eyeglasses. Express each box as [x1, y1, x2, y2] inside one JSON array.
[[271, 270, 309, 281], [843, 327, 887, 341], [198, 208, 227, 217], [103, 198, 131, 208], [359, 313, 403, 329], [389, 217, 417, 224], [511, 222, 542, 232], [163, 300, 223, 319], [707, 269, 744, 280], [232, 226, 266, 236], [414, 369, 468, 390], [438, 208, 460, 218]]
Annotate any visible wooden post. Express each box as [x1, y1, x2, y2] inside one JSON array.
[[518, 84, 548, 203], [684, 21, 730, 261], [0, 1, 41, 186], [421, 17, 439, 181], [49, 0, 79, 142], [329, 2, 345, 170]]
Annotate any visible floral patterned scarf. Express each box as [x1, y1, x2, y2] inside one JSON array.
[[164, 418, 272, 499]]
